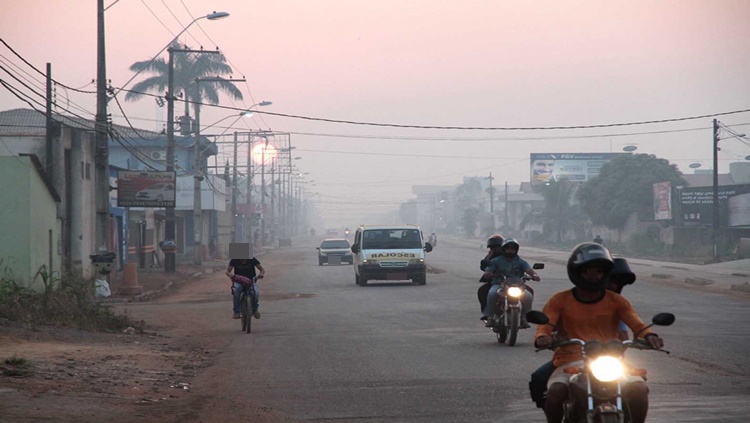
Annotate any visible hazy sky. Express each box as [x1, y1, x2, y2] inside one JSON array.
[[2, 0, 749, 226]]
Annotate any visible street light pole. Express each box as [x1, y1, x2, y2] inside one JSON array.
[[160, 12, 229, 272]]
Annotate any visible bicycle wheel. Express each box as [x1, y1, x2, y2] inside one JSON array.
[[240, 293, 248, 332], [244, 293, 252, 334]]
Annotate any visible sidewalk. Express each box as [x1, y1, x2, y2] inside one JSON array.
[[443, 235, 750, 295]]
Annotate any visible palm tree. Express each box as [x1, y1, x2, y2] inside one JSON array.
[[521, 179, 585, 242], [125, 41, 243, 119]]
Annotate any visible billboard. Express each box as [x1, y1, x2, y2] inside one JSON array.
[[653, 181, 672, 220], [530, 153, 627, 184], [116, 171, 176, 207], [678, 184, 750, 227]]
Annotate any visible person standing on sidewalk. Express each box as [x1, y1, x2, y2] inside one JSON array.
[[226, 257, 265, 319]]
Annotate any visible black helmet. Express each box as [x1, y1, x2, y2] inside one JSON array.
[[610, 257, 636, 289], [500, 238, 520, 257], [487, 234, 505, 248], [567, 242, 615, 290]]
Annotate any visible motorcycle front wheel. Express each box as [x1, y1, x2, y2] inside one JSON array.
[[494, 315, 507, 343], [507, 308, 520, 346]]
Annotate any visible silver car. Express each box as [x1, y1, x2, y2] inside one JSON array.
[[317, 238, 353, 265]]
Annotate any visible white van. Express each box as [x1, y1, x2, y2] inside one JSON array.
[[350, 224, 433, 286]]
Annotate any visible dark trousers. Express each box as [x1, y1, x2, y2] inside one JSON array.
[[529, 360, 556, 408], [477, 282, 491, 312]]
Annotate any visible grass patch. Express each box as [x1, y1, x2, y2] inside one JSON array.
[[2, 355, 33, 377], [0, 263, 134, 332]]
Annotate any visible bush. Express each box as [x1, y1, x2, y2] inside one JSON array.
[[0, 265, 132, 332]]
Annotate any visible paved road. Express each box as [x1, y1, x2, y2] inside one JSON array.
[[132, 236, 750, 422]]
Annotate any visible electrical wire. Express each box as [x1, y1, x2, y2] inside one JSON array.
[[160, 0, 202, 46], [0, 38, 98, 94], [140, 0, 178, 38], [112, 87, 750, 131]]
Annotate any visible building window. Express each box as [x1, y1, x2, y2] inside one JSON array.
[[85, 162, 91, 180]]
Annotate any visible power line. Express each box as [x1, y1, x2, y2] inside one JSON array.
[[160, 0, 201, 46], [113, 86, 750, 131], [0, 38, 98, 94]]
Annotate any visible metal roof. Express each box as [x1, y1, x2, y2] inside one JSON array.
[[0, 108, 162, 139]]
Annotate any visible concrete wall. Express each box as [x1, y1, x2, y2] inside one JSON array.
[[0, 157, 60, 288]]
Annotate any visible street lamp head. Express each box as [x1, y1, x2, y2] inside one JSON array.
[[689, 163, 702, 169], [241, 101, 273, 118], [207, 11, 230, 20], [622, 145, 638, 152]]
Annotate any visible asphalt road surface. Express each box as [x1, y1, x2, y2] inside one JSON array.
[[127, 236, 750, 423]]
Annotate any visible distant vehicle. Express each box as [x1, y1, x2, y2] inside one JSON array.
[[136, 183, 174, 202], [317, 238, 353, 265], [325, 228, 340, 237], [350, 224, 432, 286]]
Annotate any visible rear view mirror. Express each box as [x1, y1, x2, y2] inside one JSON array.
[[424, 242, 433, 252], [652, 313, 675, 326], [532, 263, 545, 270], [351, 244, 360, 254], [525, 310, 549, 325]]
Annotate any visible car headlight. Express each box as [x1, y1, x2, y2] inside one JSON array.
[[409, 258, 425, 265], [589, 356, 625, 382], [506, 286, 523, 298], [363, 259, 377, 265]]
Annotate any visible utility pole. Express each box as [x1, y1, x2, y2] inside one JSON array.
[[712, 118, 720, 261], [95, 0, 111, 255], [45, 63, 53, 175], [192, 74, 238, 265], [164, 47, 177, 272], [487, 172, 494, 214], [504, 181, 509, 232], [165, 47, 219, 271], [231, 131, 238, 242]]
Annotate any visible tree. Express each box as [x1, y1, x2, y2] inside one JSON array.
[[454, 178, 483, 236], [521, 178, 584, 242], [125, 41, 243, 119], [577, 154, 686, 229]]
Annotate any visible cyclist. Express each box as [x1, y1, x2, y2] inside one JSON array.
[[226, 257, 265, 319]]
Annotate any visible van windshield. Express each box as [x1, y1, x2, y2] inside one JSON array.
[[361, 229, 422, 249]]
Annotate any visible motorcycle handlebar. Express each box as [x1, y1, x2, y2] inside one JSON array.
[[535, 337, 669, 354]]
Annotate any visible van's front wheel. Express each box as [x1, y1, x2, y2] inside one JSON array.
[[412, 274, 426, 285]]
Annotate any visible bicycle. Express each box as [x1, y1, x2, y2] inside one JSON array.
[[232, 275, 258, 334]]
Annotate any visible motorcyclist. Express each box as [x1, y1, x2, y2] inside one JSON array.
[[528, 256, 636, 409], [477, 234, 505, 320], [481, 238, 540, 328], [533, 243, 664, 423]]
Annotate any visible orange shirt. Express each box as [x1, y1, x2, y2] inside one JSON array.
[[534, 289, 653, 367]]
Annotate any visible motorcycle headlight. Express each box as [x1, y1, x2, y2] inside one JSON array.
[[409, 258, 425, 265], [589, 356, 625, 382], [506, 286, 523, 298]]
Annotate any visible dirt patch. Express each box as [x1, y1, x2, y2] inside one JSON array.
[[0, 252, 297, 423], [0, 319, 209, 423]]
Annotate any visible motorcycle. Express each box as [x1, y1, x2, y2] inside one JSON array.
[[487, 262, 544, 346], [526, 310, 675, 423]]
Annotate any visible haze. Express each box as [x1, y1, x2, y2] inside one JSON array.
[[2, 0, 749, 228]]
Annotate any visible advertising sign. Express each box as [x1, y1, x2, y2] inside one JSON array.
[[678, 184, 750, 227], [653, 181, 672, 220], [530, 153, 627, 184], [116, 171, 176, 207]]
